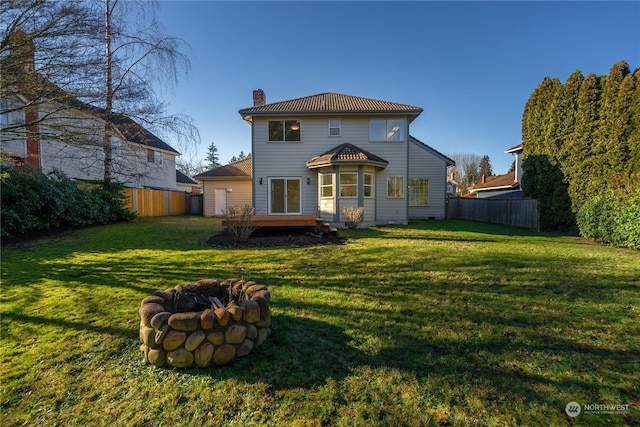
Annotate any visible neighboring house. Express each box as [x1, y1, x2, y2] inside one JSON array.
[[194, 157, 252, 216], [468, 144, 524, 198], [232, 90, 454, 227], [0, 31, 182, 191], [176, 169, 199, 193]]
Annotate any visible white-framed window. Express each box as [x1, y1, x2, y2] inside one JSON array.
[[409, 178, 429, 206], [329, 119, 341, 136], [269, 120, 301, 142], [364, 173, 375, 197], [155, 151, 163, 165], [339, 172, 357, 197], [370, 119, 405, 141], [320, 173, 334, 198], [386, 175, 404, 198], [147, 149, 154, 163]]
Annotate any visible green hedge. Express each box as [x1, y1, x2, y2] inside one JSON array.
[[1, 166, 134, 238], [577, 190, 640, 250]]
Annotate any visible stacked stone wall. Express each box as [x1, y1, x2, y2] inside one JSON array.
[[139, 278, 272, 368]]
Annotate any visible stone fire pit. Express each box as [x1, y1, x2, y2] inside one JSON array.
[[139, 278, 272, 368]]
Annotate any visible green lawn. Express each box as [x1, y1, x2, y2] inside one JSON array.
[[1, 217, 638, 426]]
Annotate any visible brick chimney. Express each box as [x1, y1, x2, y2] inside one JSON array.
[[253, 89, 265, 107], [6, 31, 35, 75]]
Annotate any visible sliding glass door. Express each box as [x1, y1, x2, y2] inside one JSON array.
[[269, 178, 301, 214]]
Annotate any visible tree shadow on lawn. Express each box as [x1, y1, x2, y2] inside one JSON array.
[[187, 314, 362, 389], [180, 283, 640, 424]]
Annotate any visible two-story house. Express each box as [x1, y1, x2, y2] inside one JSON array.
[[226, 90, 453, 227], [1, 31, 182, 191]]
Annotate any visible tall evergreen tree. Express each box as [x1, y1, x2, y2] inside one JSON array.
[[609, 73, 635, 183], [479, 155, 493, 178], [589, 62, 630, 193], [205, 141, 220, 169], [629, 68, 640, 182], [556, 70, 584, 170], [522, 77, 560, 157], [567, 73, 602, 211]]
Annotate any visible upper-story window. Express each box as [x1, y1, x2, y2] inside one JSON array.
[[147, 149, 162, 164], [329, 119, 341, 136], [269, 120, 301, 142], [370, 119, 405, 141]]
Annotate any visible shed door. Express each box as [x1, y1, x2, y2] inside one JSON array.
[[214, 188, 227, 215]]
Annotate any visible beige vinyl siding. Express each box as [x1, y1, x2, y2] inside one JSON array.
[[407, 140, 448, 219], [201, 178, 252, 217], [252, 115, 410, 225]]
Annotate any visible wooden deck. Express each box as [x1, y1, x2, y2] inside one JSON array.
[[222, 215, 322, 228]]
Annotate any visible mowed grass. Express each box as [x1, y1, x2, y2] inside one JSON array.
[[1, 217, 639, 426]]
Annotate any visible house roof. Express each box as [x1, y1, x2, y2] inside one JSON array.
[[409, 136, 455, 166], [469, 171, 519, 192], [176, 169, 198, 185], [194, 157, 252, 179], [505, 143, 523, 154], [239, 92, 423, 122], [306, 143, 389, 169]]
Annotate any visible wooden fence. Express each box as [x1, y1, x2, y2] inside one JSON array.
[[123, 188, 191, 217], [447, 197, 539, 230]]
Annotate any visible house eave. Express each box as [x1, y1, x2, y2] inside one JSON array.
[[469, 184, 519, 193]]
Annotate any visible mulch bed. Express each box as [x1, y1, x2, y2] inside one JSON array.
[[204, 228, 349, 249]]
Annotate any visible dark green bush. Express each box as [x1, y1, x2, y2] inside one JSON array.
[[612, 194, 640, 249], [1, 166, 134, 238], [577, 189, 639, 250], [576, 191, 619, 242]]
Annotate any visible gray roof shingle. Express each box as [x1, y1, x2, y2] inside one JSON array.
[[306, 143, 389, 169], [194, 157, 252, 179], [239, 92, 422, 120]]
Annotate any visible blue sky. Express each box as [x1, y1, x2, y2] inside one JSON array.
[[156, 1, 640, 174]]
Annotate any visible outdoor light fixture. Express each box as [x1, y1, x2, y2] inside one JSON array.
[[259, 178, 263, 185], [306, 177, 311, 185]]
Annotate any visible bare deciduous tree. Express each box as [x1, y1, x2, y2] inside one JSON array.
[[1, 0, 200, 184], [447, 152, 483, 195]]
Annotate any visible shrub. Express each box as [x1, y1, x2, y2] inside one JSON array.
[[222, 205, 259, 242], [576, 191, 619, 242], [1, 166, 134, 238], [612, 194, 640, 249], [342, 206, 365, 229], [577, 188, 640, 250]]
